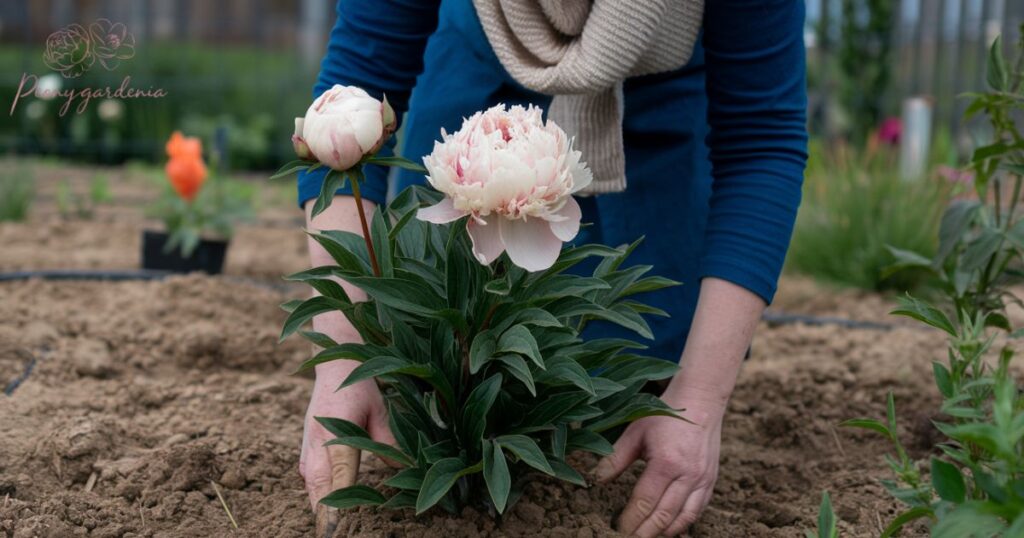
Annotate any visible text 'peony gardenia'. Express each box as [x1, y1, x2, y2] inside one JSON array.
[[416, 104, 592, 272], [296, 85, 396, 170]]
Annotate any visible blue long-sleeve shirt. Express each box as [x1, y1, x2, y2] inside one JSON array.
[[298, 0, 808, 361]]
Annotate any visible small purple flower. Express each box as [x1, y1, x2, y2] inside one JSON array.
[[877, 117, 902, 146], [43, 24, 94, 78]]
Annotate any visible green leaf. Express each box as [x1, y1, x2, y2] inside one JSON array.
[[298, 330, 338, 349], [485, 276, 511, 296], [933, 361, 954, 398], [548, 459, 587, 486], [494, 354, 536, 396], [416, 457, 472, 514], [460, 374, 503, 445], [325, 436, 413, 467], [314, 416, 370, 439], [986, 35, 1008, 91], [936, 200, 981, 264], [382, 491, 418, 509], [364, 155, 428, 173], [522, 392, 592, 428], [585, 393, 682, 432], [319, 485, 386, 509], [566, 429, 614, 456], [817, 491, 836, 538], [370, 207, 394, 278], [270, 159, 312, 180], [280, 296, 348, 341], [341, 356, 455, 409], [600, 356, 678, 386], [880, 507, 934, 538], [931, 502, 1004, 538], [306, 229, 370, 275], [890, 294, 957, 336], [482, 439, 511, 513], [469, 330, 498, 374], [279, 299, 303, 313], [620, 276, 681, 297], [930, 458, 966, 503], [296, 342, 386, 372], [498, 325, 544, 369], [961, 227, 1003, 273], [536, 356, 595, 395], [495, 434, 555, 475], [382, 467, 425, 490], [311, 169, 348, 218], [345, 276, 445, 316]]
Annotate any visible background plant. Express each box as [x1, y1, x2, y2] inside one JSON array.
[[841, 29, 1024, 536], [0, 164, 34, 222], [787, 140, 953, 291], [55, 173, 111, 219], [280, 171, 684, 515]]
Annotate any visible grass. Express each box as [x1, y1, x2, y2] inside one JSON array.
[[786, 141, 953, 291], [0, 165, 34, 222]]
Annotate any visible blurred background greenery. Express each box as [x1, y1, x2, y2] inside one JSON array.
[[1, 0, 1022, 292]]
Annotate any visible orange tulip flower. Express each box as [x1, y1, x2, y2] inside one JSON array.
[[164, 131, 207, 202]]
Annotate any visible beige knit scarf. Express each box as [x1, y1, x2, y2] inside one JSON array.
[[473, 0, 704, 194]]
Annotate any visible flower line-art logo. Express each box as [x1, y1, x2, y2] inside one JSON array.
[[43, 19, 136, 78]]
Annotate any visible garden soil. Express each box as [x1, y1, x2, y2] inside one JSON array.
[[0, 273, 944, 537], [1, 163, 942, 536]]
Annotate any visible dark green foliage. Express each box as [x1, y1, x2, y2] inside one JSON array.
[[840, 29, 1024, 536], [283, 185, 682, 516]]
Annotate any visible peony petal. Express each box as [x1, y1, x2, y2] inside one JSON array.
[[499, 216, 563, 272], [416, 197, 465, 224], [467, 215, 505, 265], [548, 196, 581, 241]]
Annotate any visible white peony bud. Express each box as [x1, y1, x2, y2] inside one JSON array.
[[300, 85, 397, 171]]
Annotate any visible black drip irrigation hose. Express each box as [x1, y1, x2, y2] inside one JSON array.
[[0, 269, 295, 293], [0, 270, 909, 396]]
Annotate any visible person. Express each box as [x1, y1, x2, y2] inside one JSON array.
[[297, 1, 807, 536]]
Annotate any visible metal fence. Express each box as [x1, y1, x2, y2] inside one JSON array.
[[813, 0, 1024, 145]]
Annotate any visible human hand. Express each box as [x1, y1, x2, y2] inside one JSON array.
[[299, 362, 396, 536], [593, 390, 725, 537]]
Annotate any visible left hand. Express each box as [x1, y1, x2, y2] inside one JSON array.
[[593, 390, 725, 537]]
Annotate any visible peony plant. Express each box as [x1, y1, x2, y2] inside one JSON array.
[[149, 131, 251, 257], [276, 90, 684, 516]]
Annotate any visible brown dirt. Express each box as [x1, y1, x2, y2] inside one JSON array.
[[0, 276, 943, 537], [1, 160, 943, 536]]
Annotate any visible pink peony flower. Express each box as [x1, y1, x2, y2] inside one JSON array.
[[292, 118, 314, 161], [416, 104, 593, 272], [299, 85, 396, 170]]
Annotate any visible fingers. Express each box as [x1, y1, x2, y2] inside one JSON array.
[[303, 440, 334, 510], [594, 426, 643, 483], [616, 464, 679, 536], [327, 444, 361, 489], [367, 405, 402, 468], [315, 445, 360, 538], [664, 487, 711, 537], [630, 479, 692, 538]]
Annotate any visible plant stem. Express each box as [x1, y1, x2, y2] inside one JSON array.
[[349, 169, 382, 277]]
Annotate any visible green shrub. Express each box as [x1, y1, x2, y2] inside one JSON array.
[[841, 29, 1024, 536], [787, 141, 951, 291], [0, 165, 34, 222], [282, 181, 684, 516]]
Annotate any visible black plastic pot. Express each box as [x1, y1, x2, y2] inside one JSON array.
[[141, 230, 228, 274]]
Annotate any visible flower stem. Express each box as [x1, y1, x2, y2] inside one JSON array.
[[348, 169, 382, 277]]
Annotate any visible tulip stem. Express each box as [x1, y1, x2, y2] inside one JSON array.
[[348, 168, 382, 277]]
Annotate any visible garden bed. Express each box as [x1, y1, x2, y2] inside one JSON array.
[[0, 273, 940, 537]]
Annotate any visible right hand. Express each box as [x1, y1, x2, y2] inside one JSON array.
[[299, 362, 396, 510]]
